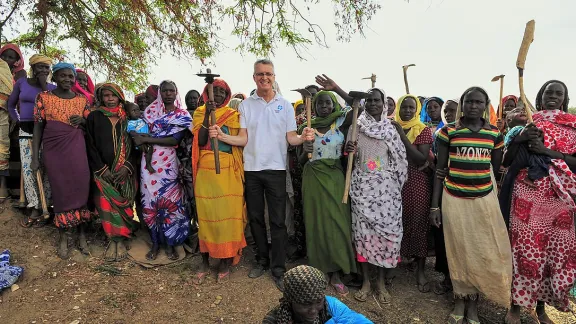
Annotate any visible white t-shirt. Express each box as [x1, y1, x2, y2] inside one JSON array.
[[239, 93, 297, 171]]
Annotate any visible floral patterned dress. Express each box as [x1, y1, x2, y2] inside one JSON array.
[[140, 89, 192, 246], [509, 109, 576, 311], [349, 112, 408, 268]]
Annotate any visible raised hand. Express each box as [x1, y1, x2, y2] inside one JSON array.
[[315, 74, 339, 91]]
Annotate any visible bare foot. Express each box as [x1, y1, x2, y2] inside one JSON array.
[[146, 244, 159, 261], [78, 231, 89, 255], [104, 242, 118, 262], [504, 305, 521, 324], [30, 208, 41, 220], [58, 233, 69, 259], [123, 239, 132, 251], [165, 245, 179, 260], [536, 304, 555, 324], [116, 241, 128, 261]]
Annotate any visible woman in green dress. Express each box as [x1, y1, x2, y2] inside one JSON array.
[[298, 90, 356, 296]]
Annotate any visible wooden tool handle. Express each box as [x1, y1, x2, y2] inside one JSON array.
[[518, 75, 534, 123], [403, 68, 410, 94], [207, 83, 221, 174], [306, 97, 312, 159], [19, 168, 25, 207], [516, 20, 535, 69], [36, 170, 49, 219], [342, 99, 361, 204], [498, 78, 504, 119]]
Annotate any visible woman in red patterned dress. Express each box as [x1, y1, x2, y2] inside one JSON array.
[[392, 94, 433, 293], [503, 80, 576, 324]]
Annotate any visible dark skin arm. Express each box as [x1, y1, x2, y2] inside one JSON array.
[[528, 139, 576, 169], [30, 122, 45, 171], [315, 74, 354, 106], [391, 121, 429, 166], [491, 148, 503, 173], [132, 133, 179, 147], [429, 142, 449, 227], [298, 140, 314, 166]]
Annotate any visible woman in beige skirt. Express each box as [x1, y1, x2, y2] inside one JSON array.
[[430, 87, 512, 324]]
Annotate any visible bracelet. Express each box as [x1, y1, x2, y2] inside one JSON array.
[[430, 207, 440, 212]]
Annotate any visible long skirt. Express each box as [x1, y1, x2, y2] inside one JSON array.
[[302, 159, 356, 274], [141, 145, 189, 246], [400, 164, 431, 258], [42, 122, 91, 228], [195, 151, 246, 264], [19, 129, 51, 209], [510, 170, 576, 311], [442, 187, 512, 307]]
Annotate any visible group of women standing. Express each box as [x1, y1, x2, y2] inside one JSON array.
[[1, 42, 576, 323]]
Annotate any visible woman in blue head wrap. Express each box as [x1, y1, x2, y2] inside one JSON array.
[[31, 61, 92, 259], [420, 97, 445, 133]]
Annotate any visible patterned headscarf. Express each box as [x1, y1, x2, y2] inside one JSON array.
[[96, 82, 127, 119], [200, 78, 231, 108], [395, 94, 427, 143], [143, 80, 191, 137], [0, 44, 25, 74], [274, 265, 329, 324]]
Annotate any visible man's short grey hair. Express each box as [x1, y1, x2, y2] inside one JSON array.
[[254, 59, 274, 72]]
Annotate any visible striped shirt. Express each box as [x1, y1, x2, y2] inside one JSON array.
[[437, 118, 503, 198]]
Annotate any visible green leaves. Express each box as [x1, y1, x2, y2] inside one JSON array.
[[2, 0, 381, 92]]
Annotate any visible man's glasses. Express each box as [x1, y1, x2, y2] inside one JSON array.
[[254, 72, 275, 77]]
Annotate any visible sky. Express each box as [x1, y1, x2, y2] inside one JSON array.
[[144, 0, 574, 104], [8, 0, 576, 105]]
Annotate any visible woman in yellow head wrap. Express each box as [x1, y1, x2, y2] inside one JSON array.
[[392, 94, 434, 293]]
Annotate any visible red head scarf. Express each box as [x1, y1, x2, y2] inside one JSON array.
[[201, 79, 231, 108], [72, 68, 95, 105], [501, 95, 519, 108], [0, 44, 25, 74], [146, 85, 159, 99]]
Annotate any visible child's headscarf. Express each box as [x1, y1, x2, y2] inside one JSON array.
[[395, 94, 427, 143]]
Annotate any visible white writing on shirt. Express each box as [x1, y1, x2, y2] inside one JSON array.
[[456, 147, 491, 161]]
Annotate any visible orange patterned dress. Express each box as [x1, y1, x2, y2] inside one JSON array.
[[34, 92, 92, 228]]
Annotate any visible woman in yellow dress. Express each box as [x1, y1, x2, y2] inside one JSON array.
[[192, 78, 247, 284]]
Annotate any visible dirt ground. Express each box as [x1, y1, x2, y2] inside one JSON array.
[[0, 203, 575, 324]]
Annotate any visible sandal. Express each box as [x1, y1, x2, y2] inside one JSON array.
[[417, 281, 431, 293], [217, 271, 230, 284], [0, 195, 11, 204], [331, 283, 349, 297], [374, 288, 391, 304], [447, 314, 465, 324], [33, 219, 47, 228], [465, 318, 480, 324], [194, 271, 210, 285], [20, 216, 38, 228], [354, 289, 370, 302]]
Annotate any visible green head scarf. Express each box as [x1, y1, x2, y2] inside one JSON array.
[[298, 90, 345, 134]]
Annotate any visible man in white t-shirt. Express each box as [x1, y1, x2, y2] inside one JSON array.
[[210, 59, 313, 291]]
